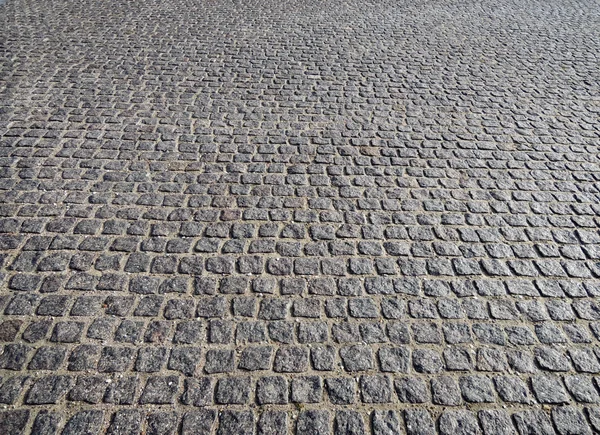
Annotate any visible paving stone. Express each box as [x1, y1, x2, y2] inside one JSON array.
[[586, 407, 600, 433], [28, 346, 66, 370], [493, 376, 530, 403], [139, 376, 179, 404], [551, 406, 591, 435], [459, 375, 496, 403], [334, 410, 365, 435], [568, 348, 600, 373], [98, 347, 134, 373], [513, 410, 556, 435], [371, 410, 401, 435], [413, 349, 444, 373], [258, 411, 287, 435], [394, 376, 429, 403], [403, 409, 436, 435], [564, 375, 600, 403], [359, 374, 392, 403], [1, 0, 599, 429], [431, 376, 462, 406], [181, 377, 212, 406], [325, 377, 356, 405], [146, 412, 179, 435], [50, 321, 84, 343], [439, 410, 481, 435], [168, 347, 201, 375], [273, 346, 308, 373], [291, 376, 323, 403], [26, 375, 72, 404], [103, 377, 137, 405], [215, 377, 251, 404], [256, 376, 288, 405], [378, 346, 410, 372], [32, 411, 61, 435], [296, 410, 330, 435], [477, 410, 516, 435], [0, 410, 29, 435], [340, 345, 374, 372], [68, 376, 106, 404], [173, 321, 204, 344], [531, 375, 570, 404], [107, 410, 143, 435], [62, 410, 104, 435], [217, 411, 254, 435], [182, 410, 216, 435], [0, 375, 27, 405], [311, 345, 336, 371], [204, 349, 235, 374], [22, 320, 52, 343]]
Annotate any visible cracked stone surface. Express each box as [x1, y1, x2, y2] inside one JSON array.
[[1, 0, 600, 433]]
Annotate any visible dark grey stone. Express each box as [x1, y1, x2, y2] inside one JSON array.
[[291, 376, 322, 403], [258, 411, 287, 435], [551, 406, 591, 435], [325, 377, 356, 405], [62, 410, 104, 435], [296, 410, 330, 435], [334, 411, 365, 435], [107, 410, 143, 435], [378, 346, 410, 372], [103, 377, 137, 405], [412, 349, 444, 373], [371, 410, 401, 435], [359, 375, 391, 403], [215, 377, 251, 404], [146, 412, 179, 435], [311, 345, 336, 371], [217, 411, 254, 435], [477, 410, 516, 435], [28, 346, 66, 370], [168, 347, 201, 375], [181, 377, 212, 406], [32, 411, 61, 435], [439, 411, 481, 435], [513, 410, 556, 435], [26, 375, 72, 404], [139, 376, 179, 404], [403, 409, 436, 435], [0, 410, 29, 435], [273, 346, 308, 373], [256, 376, 288, 405], [339, 345, 373, 372], [182, 410, 216, 435], [459, 375, 496, 403], [204, 349, 235, 373], [239, 346, 272, 371], [531, 375, 570, 404], [431, 376, 462, 406], [68, 376, 106, 404]]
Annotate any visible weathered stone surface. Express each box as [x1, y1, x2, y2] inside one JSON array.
[[0, 0, 598, 432]]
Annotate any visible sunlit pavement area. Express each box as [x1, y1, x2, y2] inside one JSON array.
[[1, 0, 600, 433]]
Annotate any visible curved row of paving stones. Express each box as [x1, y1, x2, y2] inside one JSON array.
[[2, 406, 600, 435], [1, 0, 600, 433]]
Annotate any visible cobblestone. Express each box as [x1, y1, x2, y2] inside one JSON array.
[[1, 0, 600, 432]]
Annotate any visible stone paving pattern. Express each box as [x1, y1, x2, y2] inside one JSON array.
[[1, 0, 600, 433]]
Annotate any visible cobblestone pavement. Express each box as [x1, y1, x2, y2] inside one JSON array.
[[1, 0, 600, 433]]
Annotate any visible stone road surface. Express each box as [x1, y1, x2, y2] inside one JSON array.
[[1, 0, 600, 433]]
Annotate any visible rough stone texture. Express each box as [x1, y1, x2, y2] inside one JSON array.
[[1, 0, 600, 432]]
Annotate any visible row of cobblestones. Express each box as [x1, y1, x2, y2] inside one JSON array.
[[5, 371, 600, 405], [2, 0, 600, 432], [3, 406, 599, 435]]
